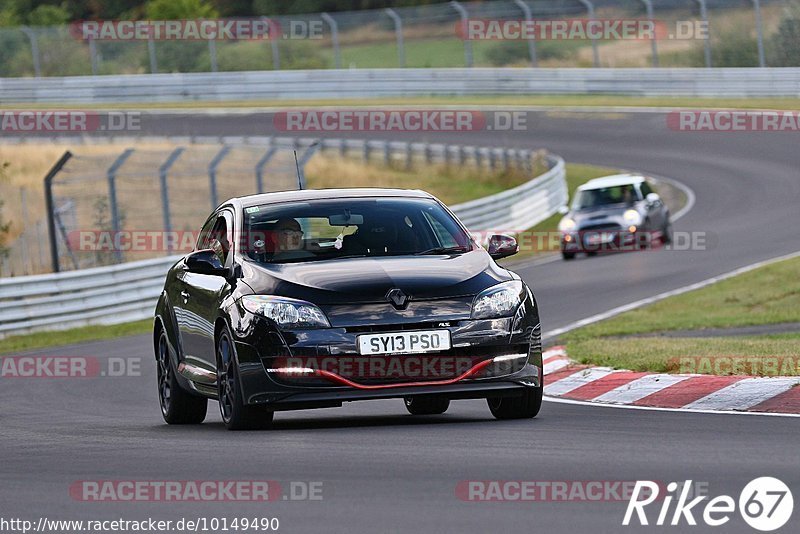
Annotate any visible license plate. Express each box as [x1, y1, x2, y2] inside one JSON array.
[[586, 232, 614, 245], [357, 330, 451, 355]]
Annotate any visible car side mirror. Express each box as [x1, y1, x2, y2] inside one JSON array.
[[186, 249, 228, 276], [557, 205, 569, 215], [646, 192, 661, 205], [487, 234, 518, 260]]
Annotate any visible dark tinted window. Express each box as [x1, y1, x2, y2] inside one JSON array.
[[242, 197, 472, 263]]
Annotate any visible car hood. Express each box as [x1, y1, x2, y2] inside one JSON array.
[[570, 204, 641, 227], [240, 249, 510, 305]]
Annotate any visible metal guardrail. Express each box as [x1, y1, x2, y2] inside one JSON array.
[[0, 138, 566, 338], [1, 68, 799, 104]]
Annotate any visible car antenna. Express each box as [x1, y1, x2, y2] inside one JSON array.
[[293, 149, 303, 190]]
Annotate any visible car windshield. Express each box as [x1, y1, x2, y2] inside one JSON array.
[[572, 184, 639, 210], [241, 197, 473, 263]]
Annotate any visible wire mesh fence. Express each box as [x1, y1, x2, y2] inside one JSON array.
[[0, 0, 794, 77]]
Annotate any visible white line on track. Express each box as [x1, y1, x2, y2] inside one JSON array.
[[544, 249, 800, 341], [543, 395, 800, 418]]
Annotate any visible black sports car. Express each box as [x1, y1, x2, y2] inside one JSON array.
[[558, 174, 672, 260], [154, 188, 542, 430]]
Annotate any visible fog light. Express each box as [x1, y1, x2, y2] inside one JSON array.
[[628, 225, 637, 233], [564, 234, 573, 242]]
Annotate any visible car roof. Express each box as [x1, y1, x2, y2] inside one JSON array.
[[577, 174, 646, 191], [231, 188, 434, 209]]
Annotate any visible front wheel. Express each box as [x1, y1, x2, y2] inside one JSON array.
[[561, 251, 575, 260], [156, 329, 207, 425], [662, 221, 673, 244], [404, 396, 450, 415], [487, 387, 542, 420], [217, 328, 274, 431]]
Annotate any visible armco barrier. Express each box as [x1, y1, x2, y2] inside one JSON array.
[[0, 141, 565, 337], [0, 68, 798, 104]]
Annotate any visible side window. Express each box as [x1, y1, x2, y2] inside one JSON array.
[[209, 212, 233, 265], [639, 181, 654, 198], [196, 215, 217, 251]]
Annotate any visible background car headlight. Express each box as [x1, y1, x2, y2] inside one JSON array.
[[241, 295, 330, 328], [558, 217, 576, 232], [623, 209, 642, 225], [471, 280, 525, 320]]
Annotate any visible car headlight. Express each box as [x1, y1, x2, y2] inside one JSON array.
[[623, 209, 642, 225], [558, 217, 576, 232], [241, 295, 330, 329], [471, 280, 526, 320]]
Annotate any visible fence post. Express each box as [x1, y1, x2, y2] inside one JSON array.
[[43, 151, 72, 273], [577, 0, 600, 67], [208, 38, 219, 72], [450, 1, 473, 67], [640, 0, 659, 67], [106, 149, 134, 264], [255, 145, 278, 194], [20, 27, 42, 78], [148, 37, 158, 73], [384, 8, 405, 67], [158, 148, 185, 250], [752, 0, 766, 68], [383, 141, 392, 165], [513, 0, 537, 67], [88, 36, 99, 75], [208, 145, 231, 209], [696, 0, 712, 68], [261, 17, 280, 69], [321, 13, 341, 69]]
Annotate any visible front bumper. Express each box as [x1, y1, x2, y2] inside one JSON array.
[[561, 228, 642, 253], [229, 300, 542, 408]]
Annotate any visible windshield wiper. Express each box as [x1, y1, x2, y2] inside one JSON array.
[[415, 245, 470, 256]]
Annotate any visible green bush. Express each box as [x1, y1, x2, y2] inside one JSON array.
[[767, 16, 800, 67]]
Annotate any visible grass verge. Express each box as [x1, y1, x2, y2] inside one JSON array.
[[0, 319, 152, 356], [561, 256, 800, 376]]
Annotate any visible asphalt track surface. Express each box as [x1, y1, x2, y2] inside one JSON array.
[[2, 109, 799, 533]]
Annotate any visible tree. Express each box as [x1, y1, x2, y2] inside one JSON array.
[[144, 0, 218, 19]]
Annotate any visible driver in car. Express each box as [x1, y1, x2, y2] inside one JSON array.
[[272, 218, 314, 261]]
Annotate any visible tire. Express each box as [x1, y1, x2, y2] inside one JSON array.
[[662, 221, 673, 245], [561, 251, 576, 260], [404, 396, 450, 415], [217, 327, 274, 431], [487, 387, 542, 420], [156, 328, 207, 425]]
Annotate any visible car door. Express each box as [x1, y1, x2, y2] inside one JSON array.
[[639, 181, 665, 230], [175, 210, 234, 372]]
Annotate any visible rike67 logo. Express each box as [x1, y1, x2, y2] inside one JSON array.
[[624, 477, 793, 531]]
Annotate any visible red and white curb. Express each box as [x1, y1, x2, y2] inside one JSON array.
[[542, 347, 800, 415]]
